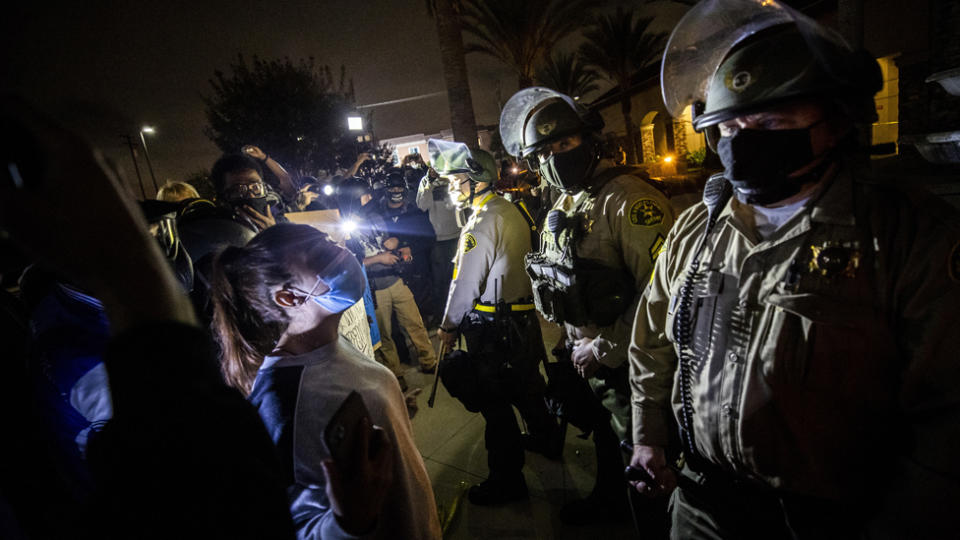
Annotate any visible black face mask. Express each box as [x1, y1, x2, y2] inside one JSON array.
[[717, 127, 819, 206], [536, 143, 598, 192], [236, 196, 270, 216]]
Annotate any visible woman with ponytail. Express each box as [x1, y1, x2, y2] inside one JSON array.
[[210, 223, 441, 539]]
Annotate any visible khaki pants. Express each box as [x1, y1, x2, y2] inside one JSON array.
[[373, 279, 436, 374]]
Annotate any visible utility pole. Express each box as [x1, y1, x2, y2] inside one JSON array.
[[139, 126, 159, 193], [121, 135, 147, 199]]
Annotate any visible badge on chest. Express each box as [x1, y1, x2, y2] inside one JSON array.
[[779, 239, 863, 294], [808, 241, 860, 278]]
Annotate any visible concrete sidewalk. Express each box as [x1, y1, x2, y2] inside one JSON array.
[[404, 317, 638, 539]]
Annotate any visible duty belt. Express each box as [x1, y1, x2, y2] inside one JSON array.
[[473, 301, 536, 313]]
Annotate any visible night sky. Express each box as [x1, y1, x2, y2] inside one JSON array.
[[1, 0, 685, 196]]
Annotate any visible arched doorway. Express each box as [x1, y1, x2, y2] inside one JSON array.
[[640, 111, 658, 163], [639, 110, 674, 163]]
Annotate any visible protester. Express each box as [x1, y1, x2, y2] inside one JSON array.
[[210, 153, 283, 232], [339, 175, 437, 379], [22, 200, 195, 511], [241, 144, 299, 203], [294, 177, 332, 211], [0, 98, 295, 538], [210, 223, 441, 539], [375, 171, 436, 327], [415, 165, 461, 322], [401, 152, 427, 199], [156, 180, 200, 202]]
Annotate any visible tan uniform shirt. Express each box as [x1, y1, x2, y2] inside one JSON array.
[[542, 161, 675, 368], [441, 193, 533, 329], [630, 167, 960, 529]]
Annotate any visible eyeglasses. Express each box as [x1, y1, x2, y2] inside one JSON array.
[[224, 182, 267, 199]]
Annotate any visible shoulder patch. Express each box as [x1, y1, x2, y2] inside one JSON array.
[[630, 198, 665, 227], [950, 241, 960, 282], [463, 233, 477, 254], [649, 233, 665, 263]]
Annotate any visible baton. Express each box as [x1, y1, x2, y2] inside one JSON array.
[[427, 341, 446, 408]]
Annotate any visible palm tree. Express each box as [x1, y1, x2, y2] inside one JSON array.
[[460, 0, 592, 89], [426, 0, 479, 145], [535, 51, 600, 101], [579, 7, 665, 164]]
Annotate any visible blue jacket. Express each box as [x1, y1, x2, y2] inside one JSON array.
[[30, 284, 112, 495]]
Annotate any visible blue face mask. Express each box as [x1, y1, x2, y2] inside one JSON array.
[[302, 248, 366, 314]]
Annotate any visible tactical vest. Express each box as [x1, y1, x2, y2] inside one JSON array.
[[525, 167, 654, 327]]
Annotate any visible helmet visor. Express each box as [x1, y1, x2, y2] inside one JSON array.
[[499, 87, 578, 158], [428, 139, 497, 183], [660, 0, 852, 121], [428, 139, 473, 175]]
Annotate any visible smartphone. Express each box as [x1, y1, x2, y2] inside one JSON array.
[[323, 391, 372, 467]]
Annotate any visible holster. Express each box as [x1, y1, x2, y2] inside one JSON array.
[[438, 349, 484, 412], [438, 312, 526, 413], [542, 347, 610, 436]]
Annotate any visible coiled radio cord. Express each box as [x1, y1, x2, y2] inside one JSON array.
[[672, 175, 731, 463]]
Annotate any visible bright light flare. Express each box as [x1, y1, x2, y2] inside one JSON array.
[[322, 184, 335, 196], [141, 126, 156, 134], [511, 167, 519, 174], [341, 219, 358, 233], [663, 155, 674, 163], [347, 116, 363, 131]]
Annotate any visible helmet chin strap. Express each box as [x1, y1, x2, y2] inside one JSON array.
[[579, 145, 603, 191], [462, 177, 490, 207]]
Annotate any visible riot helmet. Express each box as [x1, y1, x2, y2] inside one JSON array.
[[428, 139, 497, 209], [660, 0, 882, 205], [661, 0, 882, 132], [499, 87, 604, 192]]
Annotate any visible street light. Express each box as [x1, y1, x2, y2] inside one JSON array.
[[347, 116, 364, 131], [139, 125, 159, 193]]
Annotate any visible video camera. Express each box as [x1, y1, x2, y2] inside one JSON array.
[[354, 143, 396, 183]]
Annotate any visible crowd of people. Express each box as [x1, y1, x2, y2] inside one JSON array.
[[1, 1, 958, 539]]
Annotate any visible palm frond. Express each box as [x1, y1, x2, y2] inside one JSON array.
[[535, 51, 600, 99], [460, 0, 593, 85], [579, 7, 665, 87]]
